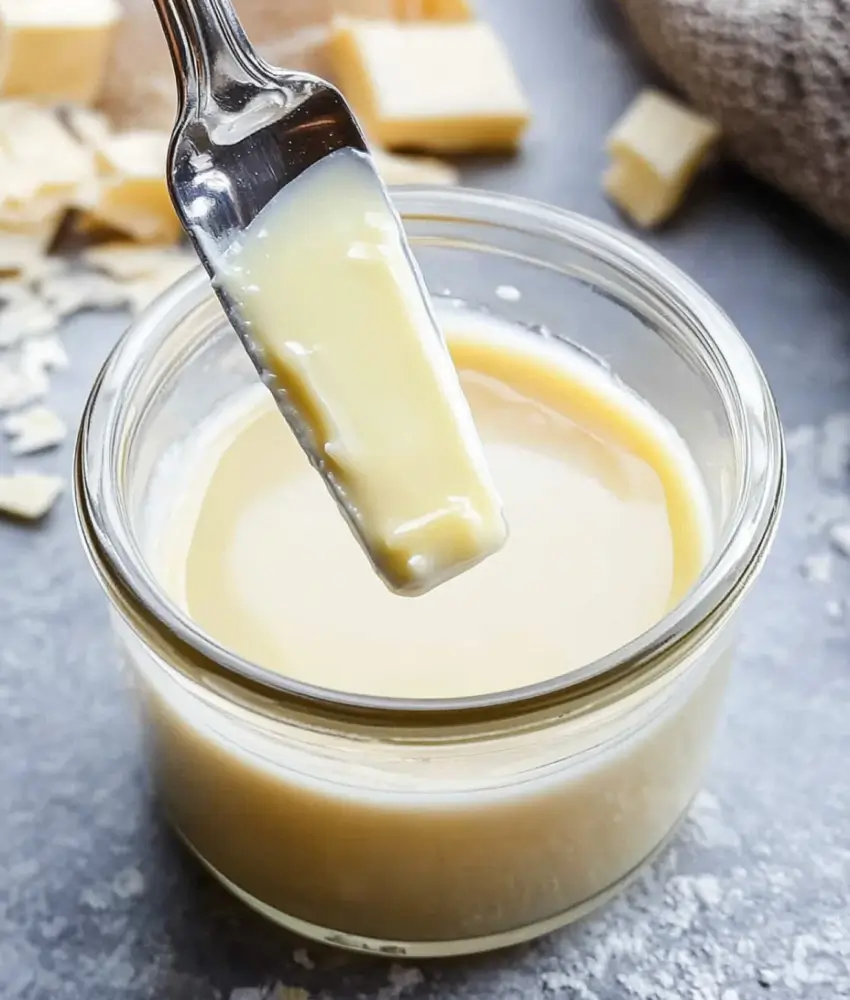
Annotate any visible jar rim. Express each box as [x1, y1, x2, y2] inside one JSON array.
[[74, 186, 785, 723]]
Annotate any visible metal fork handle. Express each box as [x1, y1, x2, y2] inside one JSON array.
[[151, 0, 264, 116]]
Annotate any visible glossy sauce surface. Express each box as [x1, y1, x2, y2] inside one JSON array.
[[162, 314, 708, 699]]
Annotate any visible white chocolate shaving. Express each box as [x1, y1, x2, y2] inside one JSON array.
[[20, 334, 70, 383], [0, 231, 52, 275], [0, 292, 58, 347], [0, 359, 47, 411], [0, 473, 63, 520], [3, 404, 67, 454]]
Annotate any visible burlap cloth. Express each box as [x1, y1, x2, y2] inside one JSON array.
[[620, 0, 850, 234]]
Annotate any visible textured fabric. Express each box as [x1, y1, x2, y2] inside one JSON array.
[[619, 0, 850, 234]]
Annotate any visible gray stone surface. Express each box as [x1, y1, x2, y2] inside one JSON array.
[[1, 1, 849, 998]]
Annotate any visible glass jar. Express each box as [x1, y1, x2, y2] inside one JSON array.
[[74, 188, 784, 957]]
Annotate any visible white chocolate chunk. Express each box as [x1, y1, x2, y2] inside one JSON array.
[[604, 90, 720, 227], [0, 472, 63, 520], [0, 230, 55, 275], [0, 291, 58, 347], [828, 521, 850, 557], [329, 19, 530, 152], [81, 130, 181, 243], [371, 148, 458, 186], [3, 404, 66, 454], [20, 334, 69, 383], [0, 360, 45, 410], [0, 103, 95, 200], [603, 157, 676, 229], [0, 0, 121, 105], [608, 90, 720, 182], [0, 104, 96, 260]]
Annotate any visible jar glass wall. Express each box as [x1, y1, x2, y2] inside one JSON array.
[[75, 189, 784, 957]]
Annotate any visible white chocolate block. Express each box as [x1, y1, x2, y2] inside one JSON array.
[[329, 19, 530, 152], [371, 148, 459, 185], [3, 404, 67, 454], [604, 90, 720, 227], [0, 0, 121, 105]]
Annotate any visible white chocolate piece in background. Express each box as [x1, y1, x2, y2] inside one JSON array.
[[0, 360, 46, 411], [0, 472, 63, 519], [0, 103, 181, 281], [0, 0, 121, 105], [0, 291, 57, 347], [80, 130, 180, 243], [0, 103, 94, 251], [604, 90, 720, 227], [3, 403, 66, 454], [329, 19, 530, 152], [371, 148, 458, 186]]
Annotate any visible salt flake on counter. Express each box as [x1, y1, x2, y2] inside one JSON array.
[[495, 283, 521, 302], [785, 424, 816, 457], [3, 405, 67, 455], [801, 552, 833, 583], [0, 292, 58, 348], [817, 413, 850, 482], [0, 473, 63, 520], [827, 521, 850, 557], [20, 335, 69, 383], [825, 599, 844, 622]]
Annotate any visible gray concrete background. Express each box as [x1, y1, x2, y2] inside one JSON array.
[[1, 1, 848, 998]]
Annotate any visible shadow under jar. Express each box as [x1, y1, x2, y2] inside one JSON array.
[[74, 188, 784, 957]]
